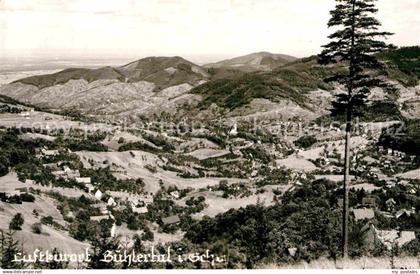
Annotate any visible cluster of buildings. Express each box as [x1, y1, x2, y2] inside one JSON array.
[[350, 198, 417, 250]]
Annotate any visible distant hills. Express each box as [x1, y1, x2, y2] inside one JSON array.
[[14, 56, 210, 90], [204, 52, 297, 72], [1, 48, 419, 122]]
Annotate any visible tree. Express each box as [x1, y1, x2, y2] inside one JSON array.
[[88, 219, 120, 269], [31, 223, 42, 234], [0, 230, 26, 269], [318, 0, 394, 257], [9, 213, 24, 230]]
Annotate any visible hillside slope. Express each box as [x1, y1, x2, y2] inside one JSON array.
[[192, 56, 340, 113], [1, 57, 209, 119], [205, 52, 297, 72], [12, 56, 210, 90]]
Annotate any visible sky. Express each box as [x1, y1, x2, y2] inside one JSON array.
[[0, 0, 419, 63]]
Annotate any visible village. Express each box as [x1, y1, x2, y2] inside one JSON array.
[[0, 100, 418, 262]]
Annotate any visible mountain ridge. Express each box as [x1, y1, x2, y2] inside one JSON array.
[[1, 47, 419, 123], [204, 52, 298, 72]]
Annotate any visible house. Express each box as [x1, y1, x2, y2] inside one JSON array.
[[128, 197, 139, 207], [107, 197, 116, 207], [352, 208, 375, 221], [162, 215, 180, 225], [95, 190, 103, 200], [15, 187, 28, 193], [114, 205, 127, 211], [43, 163, 60, 171], [66, 211, 75, 219], [377, 211, 394, 219], [132, 206, 148, 214], [85, 183, 95, 193], [398, 180, 409, 186], [295, 180, 303, 186], [229, 123, 238, 136], [18, 112, 31, 117], [362, 197, 377, 208], [396, 209, 414, 219], [110, 223, 117, 237], [394, 151, 406, 158], [52, 170, 66, 179], [90, 215, 109, 222], [25, 179, 35, 184], [364, 224, 416, 250], [288, 247, 298, 257], [362, 156, 379, 165], [76, 177, 91, 184], [41, 148, 59, 156], [170, 191, 180, 199], [141, 195, 154, 205], [66, 170, 81, 180], [386, 181, 396, 188], [92, 203, 108, 215]]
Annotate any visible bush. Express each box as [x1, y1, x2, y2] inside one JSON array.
[[9, 213, 24, 230], [240, 146, 272, 164], [19, 193, 35, 202], [118, 142, 160, 153], [142, 227, 154, 241], [31, 223, 42, 234], [41, 215, 54, 226], [294, 135, 317, 149], [127, 215, 141, 231]]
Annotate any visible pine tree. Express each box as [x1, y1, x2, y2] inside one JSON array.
[[9, 213, 24, 230], [318, 0, 394, 258], [0, 230, 26, 269]]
